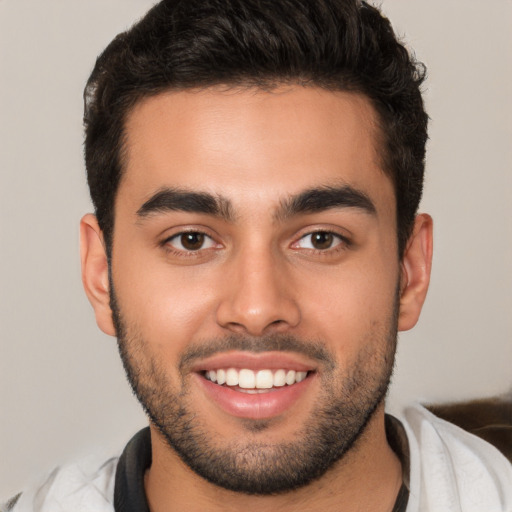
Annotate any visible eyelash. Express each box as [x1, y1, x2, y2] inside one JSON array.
[[292, 230, 351, 254], [160, 229, 351, 258], [161, 229, 219, 258]]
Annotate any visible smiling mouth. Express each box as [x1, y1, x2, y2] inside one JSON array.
[[203, 368, 311, 393]]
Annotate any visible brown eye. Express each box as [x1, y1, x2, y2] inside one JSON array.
[[167, 232, 216, 252], [180, 232, 205, 250], [310, 232, 334, 250], [295, 231, 345, 251]]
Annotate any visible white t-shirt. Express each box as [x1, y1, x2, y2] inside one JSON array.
[[401, 404, 512, 512], [5, 404, 512, 512]]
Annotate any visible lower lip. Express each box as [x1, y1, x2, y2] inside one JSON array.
[[196, 374, 315, 420]]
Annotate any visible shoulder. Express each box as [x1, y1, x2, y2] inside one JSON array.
[[400, 403, 512, 512], [2, 455, 118, 512]]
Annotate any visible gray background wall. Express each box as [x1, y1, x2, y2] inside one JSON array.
[[1, 0, 511, 499]]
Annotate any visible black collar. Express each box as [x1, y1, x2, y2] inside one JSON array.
[[114, 427, 151, 512]]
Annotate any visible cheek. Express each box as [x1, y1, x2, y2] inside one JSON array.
[[112, 256, 222, 354], [295, 257, 399, 354]]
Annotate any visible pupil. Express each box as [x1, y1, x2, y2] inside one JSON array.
[[181, 233, 204, 250], [312, 232, 333, 249]]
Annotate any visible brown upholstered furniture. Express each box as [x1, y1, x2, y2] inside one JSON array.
[[427, 396, 512, 463]]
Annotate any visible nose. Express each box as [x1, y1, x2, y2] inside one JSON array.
[[215, 247, 301, 336]]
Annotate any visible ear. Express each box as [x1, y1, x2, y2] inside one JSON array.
[[80, 214, 116, 336], [398, 213, 433, 332]]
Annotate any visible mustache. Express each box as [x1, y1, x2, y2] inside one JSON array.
[[178, 333, 335, 373]]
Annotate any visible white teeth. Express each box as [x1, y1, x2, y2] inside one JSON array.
[[216, 369, 226, 385], [205, 368, 309, 389], [226, 368, 239, 386], [296, 371, 307, 383], [239, 369, 256, 389], [256, 369, 273, 389], [285, 370, 296, 385], [273, 369, 286, 387]]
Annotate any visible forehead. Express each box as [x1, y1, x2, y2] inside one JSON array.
[[120, 86, 394, 216]]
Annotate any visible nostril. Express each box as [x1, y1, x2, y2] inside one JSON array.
[[263, 318, 292, 333], [270, 320, 288, 331]]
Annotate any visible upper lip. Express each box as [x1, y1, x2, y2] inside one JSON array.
[[189, 351, 317, 373]]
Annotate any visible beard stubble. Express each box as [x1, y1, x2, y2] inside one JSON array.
[[110, 285, 399, 495]]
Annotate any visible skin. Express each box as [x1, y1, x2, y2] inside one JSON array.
[[81, 86, 433, 512]]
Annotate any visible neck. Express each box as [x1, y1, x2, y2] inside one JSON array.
[[144, 405, 403, 512]]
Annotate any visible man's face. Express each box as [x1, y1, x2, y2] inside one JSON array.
[[109, 86, 401, 493]]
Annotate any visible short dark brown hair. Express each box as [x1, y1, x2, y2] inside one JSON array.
[[84, 0, 427, 256]]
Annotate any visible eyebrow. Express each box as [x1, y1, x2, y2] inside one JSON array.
[[137, 187, 234, 221], [276, 185, 376, 220], [136, 184, 376, 223]]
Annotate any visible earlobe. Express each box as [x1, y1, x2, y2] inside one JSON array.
[[80, 214, 116, 336], [398, 214, 433, 332]]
